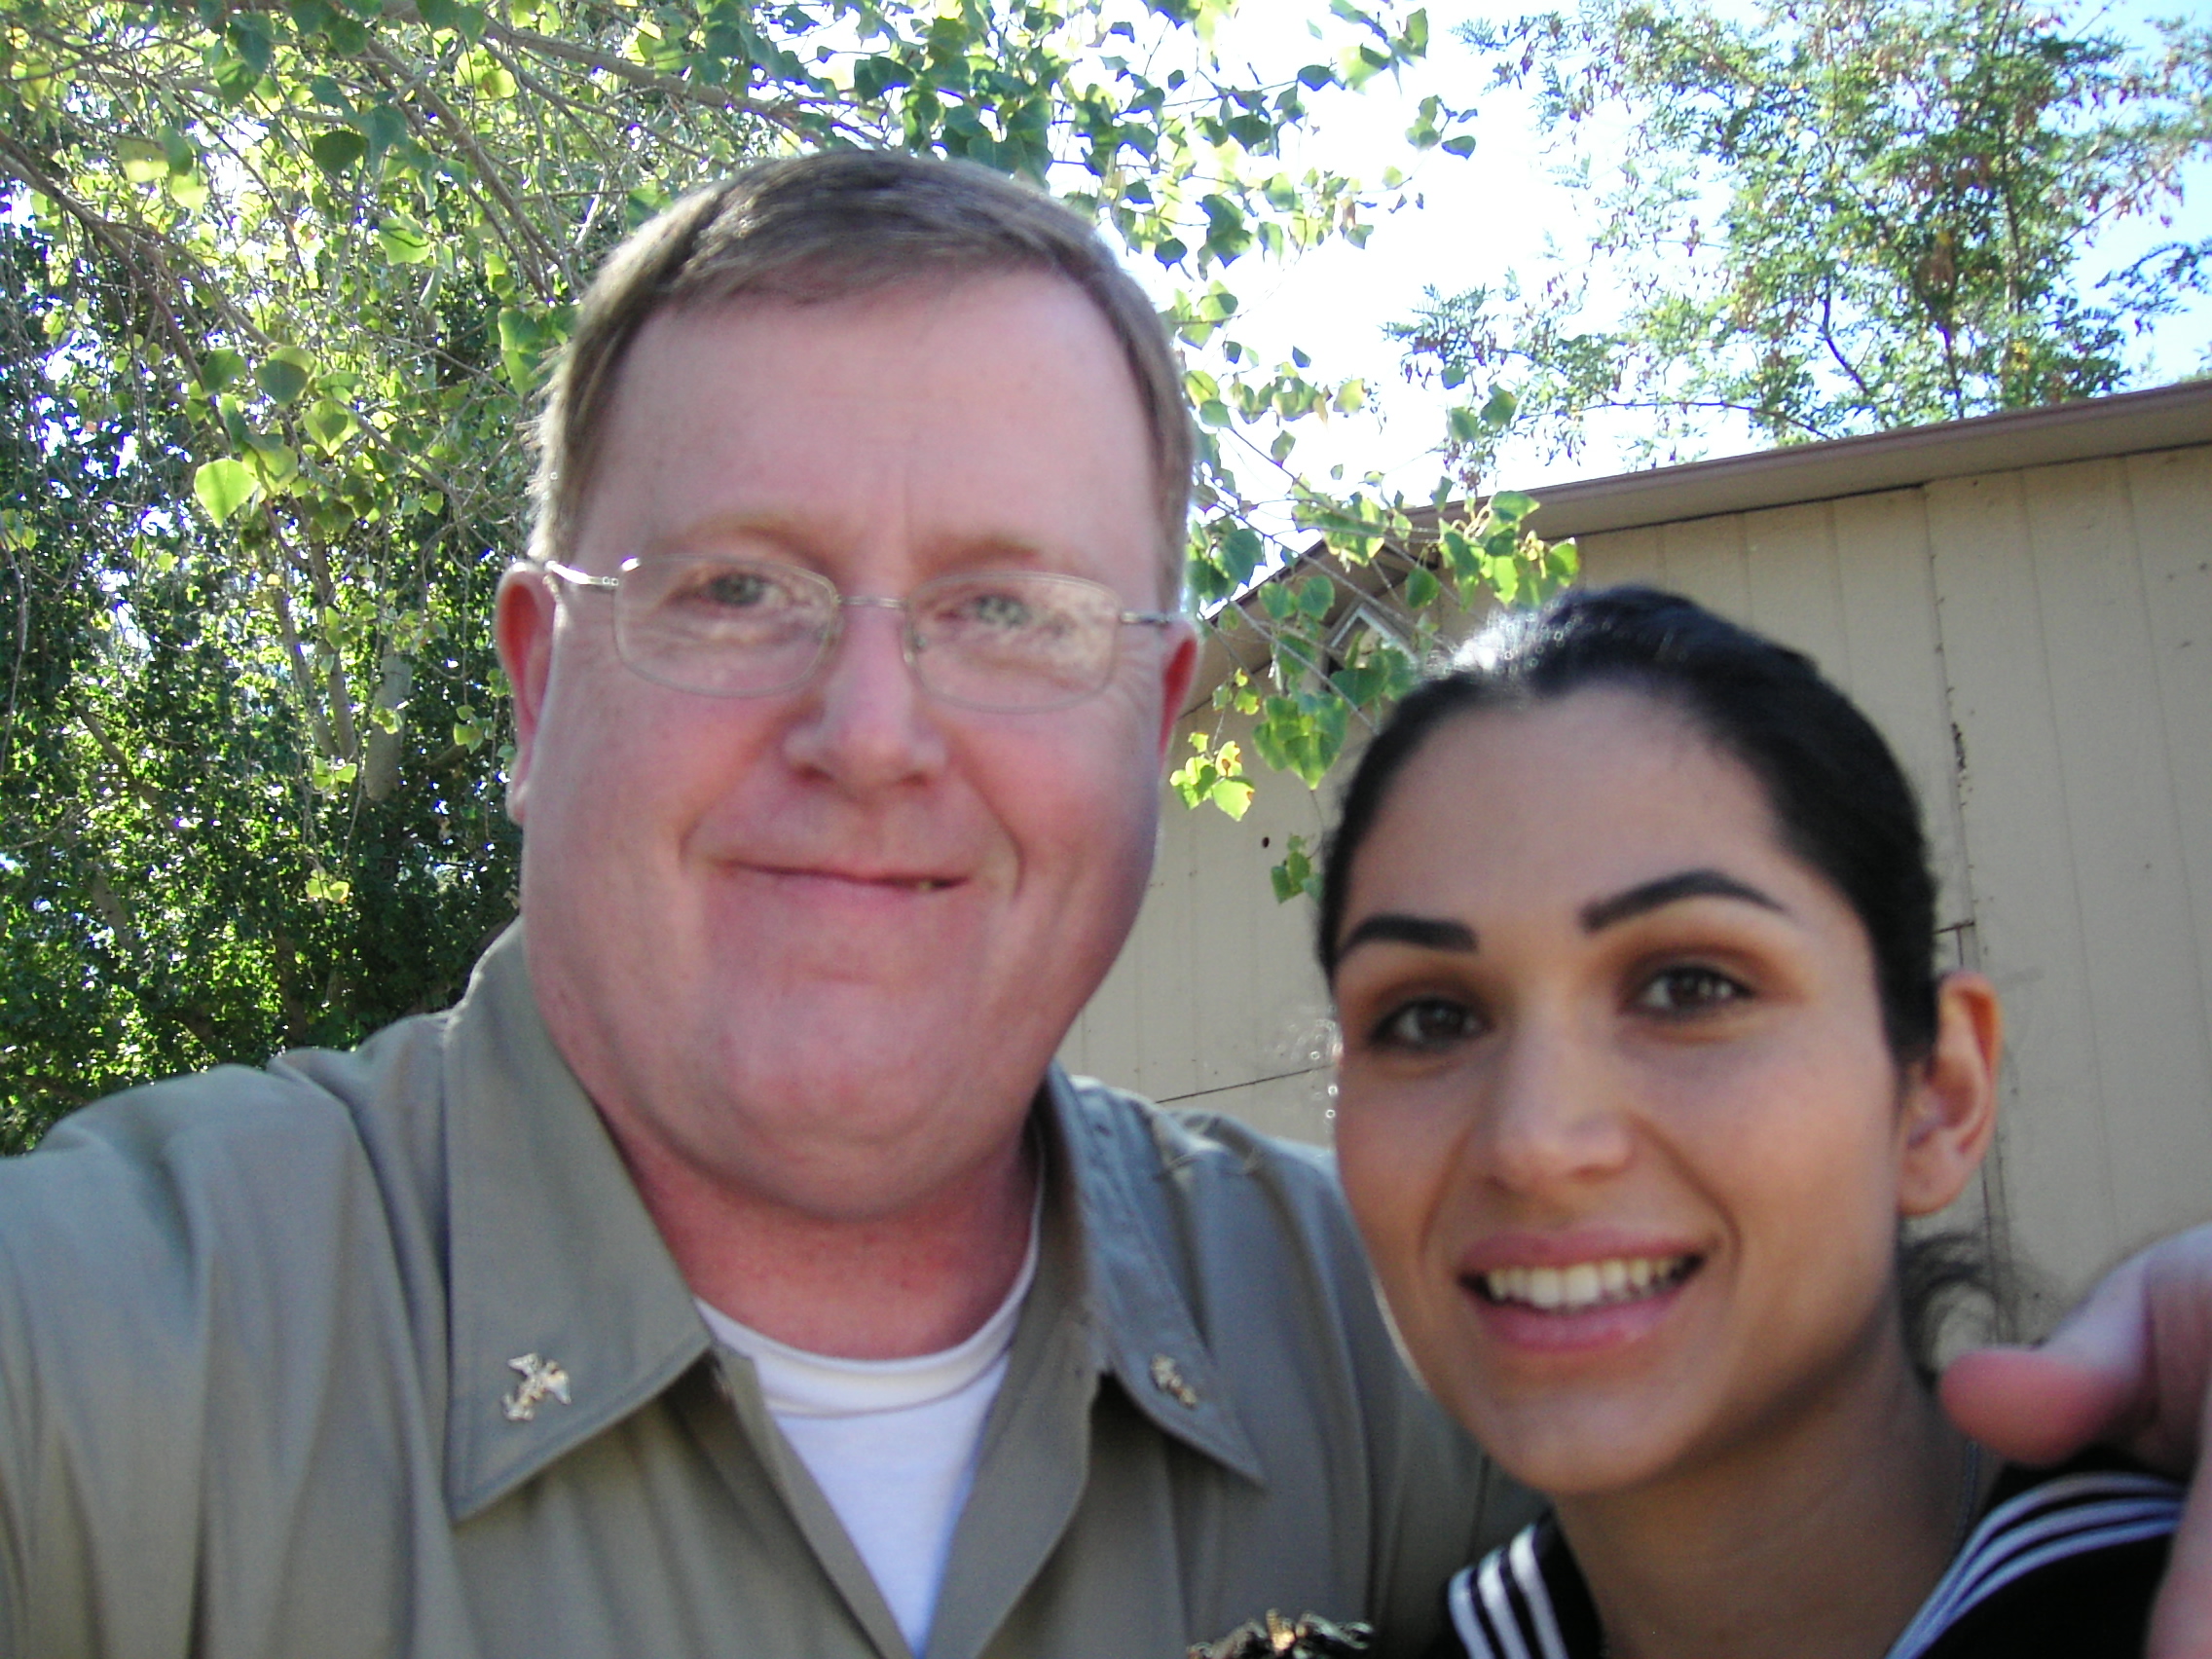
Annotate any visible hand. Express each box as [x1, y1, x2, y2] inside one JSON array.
[[1941, 1224, 2212, 1658]]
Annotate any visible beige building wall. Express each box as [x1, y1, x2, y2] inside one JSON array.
[[1062, 415, 2212, 1322]]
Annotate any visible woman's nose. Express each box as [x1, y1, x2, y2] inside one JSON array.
[[1477, 1014, 1637, 1194]]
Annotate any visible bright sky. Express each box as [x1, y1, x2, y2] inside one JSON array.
[[1163, 0, 2212, 529]]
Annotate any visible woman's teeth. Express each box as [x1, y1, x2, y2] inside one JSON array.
[[1476, 1255, 1696, 1311]]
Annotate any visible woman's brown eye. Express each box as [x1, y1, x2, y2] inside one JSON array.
[[1634, 965, 1748, 1015], [1374, 997, 1483, 1051]]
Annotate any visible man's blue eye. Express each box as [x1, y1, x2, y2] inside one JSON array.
[[965, 592, 1036, 630]]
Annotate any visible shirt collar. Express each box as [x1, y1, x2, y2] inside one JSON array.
[[440, 924, 711, 1520], [437, 926, 1262, 1517], [1037, 1066, 1265, 1485]]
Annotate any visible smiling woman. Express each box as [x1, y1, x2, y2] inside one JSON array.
[[1319, 588, 2183, 1659]]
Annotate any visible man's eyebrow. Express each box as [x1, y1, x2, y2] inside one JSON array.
[[1579, 868, 1786, 933], [1336, 913, 1478, 959]]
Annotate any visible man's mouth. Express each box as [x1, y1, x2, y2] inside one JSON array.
[[1470, 1254, 1700, 1313], [755, 866, 960, 894]]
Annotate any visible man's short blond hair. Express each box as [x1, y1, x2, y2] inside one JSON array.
[[529, 151, 1194, 602]]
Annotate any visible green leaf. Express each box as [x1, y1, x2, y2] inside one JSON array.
[[192, 458, 259, 525], [377, 215, 435, 265], [116, 136, 168, 184], [1271, 834, 1316, 903], [1405, 563, 1440, 608], [309, 129, 368, 175], [360, 104, 408, 159], [240, 433, 298, 487], [227, 15, 275, 74], [305, 400, 360, 454], [255, 348, 313, 405], [1217, 525, 1265, 587], [1441, 134, 1476, 159], [199, 349, 246, 393], [1489, 490, 1539, 523]]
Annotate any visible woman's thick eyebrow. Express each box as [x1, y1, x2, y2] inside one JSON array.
[[1337, 913, 1478, 958], [1580, 868, 1785, 933]]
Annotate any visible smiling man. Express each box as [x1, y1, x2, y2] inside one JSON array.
[[0, 154, 1519, 1659], [3, 152, 2212, 1659]]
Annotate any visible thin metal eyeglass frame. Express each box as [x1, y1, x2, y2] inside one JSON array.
[[535, 557, 1182, 713]]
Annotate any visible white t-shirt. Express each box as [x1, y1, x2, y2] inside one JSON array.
[[697, 1221, 1039, 1658]]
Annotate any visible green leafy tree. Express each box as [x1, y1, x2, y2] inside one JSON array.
[[0, 0, 1568, 1144], [1395, 0, 2212, 474]]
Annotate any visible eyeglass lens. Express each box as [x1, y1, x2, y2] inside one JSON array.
[[609, 556, 1130, 711]]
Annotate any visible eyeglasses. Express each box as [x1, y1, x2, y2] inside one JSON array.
[[538, 555, 1182, 714]]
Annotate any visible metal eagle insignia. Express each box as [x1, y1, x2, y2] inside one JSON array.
[[501, 1352, 572, 1422]]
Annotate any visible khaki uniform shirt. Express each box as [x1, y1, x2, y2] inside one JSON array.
[[0, 927, 1534, 1659]]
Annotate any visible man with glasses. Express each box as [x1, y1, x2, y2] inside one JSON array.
[[4, 150, 2212, 1659]]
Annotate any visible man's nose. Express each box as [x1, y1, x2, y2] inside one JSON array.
[[1477, 1014, 1636, 1194], [780, 603, 950, 788]]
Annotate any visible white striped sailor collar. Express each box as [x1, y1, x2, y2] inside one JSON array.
[[438, 925, 1262, 1520], [1447, 1459, 2185, 1659], [1882, 1456, 2182, 1659], [1446, 1516, 1601, 1659]]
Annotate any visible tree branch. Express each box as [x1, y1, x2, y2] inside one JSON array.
[[63, 692, 164, 810]]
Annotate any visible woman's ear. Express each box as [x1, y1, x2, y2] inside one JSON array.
[[1897, 972, 2004, 1218]]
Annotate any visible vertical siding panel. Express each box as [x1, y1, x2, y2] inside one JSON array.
[[1576, 524, 1665, 588], [1825, 492, 1972, 929], [1738, 501, 1850, 684], [1825, 489, 2008, 1277], [1235, 755, 1335, 1142], [2013, 459, 2212, 1272], [1074, 702, 1339, 1142], [1927, 468, 2117, 1307], [1652, 515, 1751, 613], [2126, 446, 2212, 1062]]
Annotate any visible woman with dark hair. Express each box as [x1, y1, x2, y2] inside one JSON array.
[[1319, 586, 2180, 1659]]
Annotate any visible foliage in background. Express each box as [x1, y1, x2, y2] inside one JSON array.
[[0, 0, 1573, 1145], [1394, 0, 2212, 476]]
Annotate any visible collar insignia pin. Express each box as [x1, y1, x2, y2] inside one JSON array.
[[501, 1352, 572, 1423], [1150, 1352, 1200, 1408]]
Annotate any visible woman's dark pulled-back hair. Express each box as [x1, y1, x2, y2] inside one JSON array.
[[1317, 585, 1941, 1064]]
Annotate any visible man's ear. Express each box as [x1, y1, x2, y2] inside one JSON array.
[[1898, 971, 2004, 1218], [495, 566, 559, 824], [1154, 621, 1199, 770]]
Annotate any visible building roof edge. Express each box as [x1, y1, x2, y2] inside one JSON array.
[[1491, 378, 2212, 541]]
